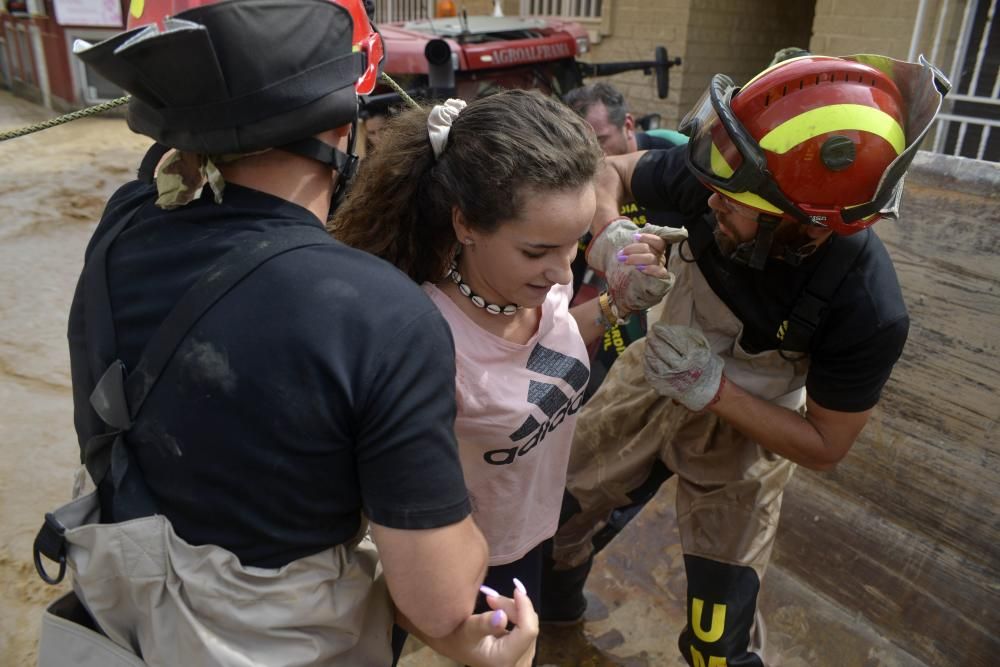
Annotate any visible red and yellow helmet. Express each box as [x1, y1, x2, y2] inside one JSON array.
[[681, 54, 949, 236], [77, 0, 385, 153]]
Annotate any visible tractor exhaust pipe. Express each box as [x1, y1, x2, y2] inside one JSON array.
[[425, 39, 456, 100]]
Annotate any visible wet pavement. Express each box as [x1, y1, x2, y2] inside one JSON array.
[[401, 477, 933, 666]]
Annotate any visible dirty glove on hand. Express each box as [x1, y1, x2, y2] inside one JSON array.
[[643, 323, 725, 411], [586, 217, 689, 313]]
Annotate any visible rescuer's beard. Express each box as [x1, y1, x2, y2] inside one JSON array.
[[712, 222, 740, 257], [713, 215, 823, 266]]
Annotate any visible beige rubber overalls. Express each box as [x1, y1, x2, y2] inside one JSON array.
[[37, 487, 393, 667], [552, 249, 808, 664]]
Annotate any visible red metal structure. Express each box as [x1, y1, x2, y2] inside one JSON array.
[[367, 14, 679, 112]]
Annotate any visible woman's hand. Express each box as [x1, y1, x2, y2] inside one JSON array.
[[463, 585, 539, 667], [618, 230, 671, 280], [407, 583, 539, 667]]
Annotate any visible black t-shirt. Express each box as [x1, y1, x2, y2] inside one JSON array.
[[635, 131, 677, 151], [630, 147, 909, 413], [68, 181, 471, 568]]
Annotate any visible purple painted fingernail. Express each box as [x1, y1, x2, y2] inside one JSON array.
[[616, 250, 627, 262], [480, 585, 500, 598], [633, 232, 642, 241], [512, 578, 527, 596], [490, 610, 505, 628], [636, 264, 647, 271]]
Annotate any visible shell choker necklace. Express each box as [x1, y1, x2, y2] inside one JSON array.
[[447, 260, 522, 316]]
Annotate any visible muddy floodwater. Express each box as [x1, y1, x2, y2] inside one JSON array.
[[0, 92, 152, 665]]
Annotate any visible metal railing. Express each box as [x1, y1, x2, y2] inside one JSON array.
[[910, 0, 999, 161], [520, 0, 604, 20], [373, 0, 434, 23]]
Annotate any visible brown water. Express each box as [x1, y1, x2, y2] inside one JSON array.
[[0, 91, 152, 665]]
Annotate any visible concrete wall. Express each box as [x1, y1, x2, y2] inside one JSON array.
[[491, 0, 967, 136]]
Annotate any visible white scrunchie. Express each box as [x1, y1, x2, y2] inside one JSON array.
[[427, 98, 467, 159]]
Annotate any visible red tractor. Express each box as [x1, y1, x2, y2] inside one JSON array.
[[365, 14, 680, 115]]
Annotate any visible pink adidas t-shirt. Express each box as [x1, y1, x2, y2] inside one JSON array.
[[423, 283, 590, 565]]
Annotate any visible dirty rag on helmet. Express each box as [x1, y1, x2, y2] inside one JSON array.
[[153, 150, 271, 209]]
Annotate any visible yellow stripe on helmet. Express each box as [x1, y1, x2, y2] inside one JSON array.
[[716, 186, 785, 215], [759, 104, 905, 155], [130, 0, 145, 19]]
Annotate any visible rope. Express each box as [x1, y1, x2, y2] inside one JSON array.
[[0, 95, 131, 142], [379, 72, 420, 110], [1, 73, 417, 143]]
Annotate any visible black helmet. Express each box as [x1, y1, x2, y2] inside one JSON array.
[[75, 0, 385, 155]]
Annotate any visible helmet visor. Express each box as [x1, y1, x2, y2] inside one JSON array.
[[680, 74, 811, 224], [841, 54, 950, 222]]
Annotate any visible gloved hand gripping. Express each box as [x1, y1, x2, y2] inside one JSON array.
[[643, 323, 725, 411], [585, 218, 688, 313]]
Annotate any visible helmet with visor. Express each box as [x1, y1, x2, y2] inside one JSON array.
[[681, 54, 950, 240]]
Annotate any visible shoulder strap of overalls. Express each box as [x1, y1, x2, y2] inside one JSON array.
[[83, 222, 335, 479], [684, 215, 869, 355], [779, 228, 870, 354]]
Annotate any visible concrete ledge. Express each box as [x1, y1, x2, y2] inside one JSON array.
[[909, 150, 1000, 198]]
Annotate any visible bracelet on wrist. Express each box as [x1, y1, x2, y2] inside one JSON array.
[[598, 291, 629, 329]]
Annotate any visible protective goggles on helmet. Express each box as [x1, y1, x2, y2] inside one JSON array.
[[680, 55, 950, 230]]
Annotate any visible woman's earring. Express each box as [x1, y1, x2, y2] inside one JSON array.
[[463, 238, 474, 246]]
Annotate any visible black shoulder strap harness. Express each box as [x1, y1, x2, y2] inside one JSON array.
[[684, 217, 869, 356], [34, 144, 336, 585]]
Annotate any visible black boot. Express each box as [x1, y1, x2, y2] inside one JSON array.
[[539, 538, 593, 624]]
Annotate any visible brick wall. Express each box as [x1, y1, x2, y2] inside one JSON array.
[[580, 0, 813, 128], [479, 0, 939, 132], [681, 0, 814, 117], [580, 0, 692, 127], [809, 0, 919, 60]]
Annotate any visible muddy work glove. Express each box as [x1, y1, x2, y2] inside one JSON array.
[[586, 217, 688, 313], [643, 323, 725, 412]]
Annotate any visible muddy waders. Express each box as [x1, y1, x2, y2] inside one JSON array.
[[544, 250, 808, 666]]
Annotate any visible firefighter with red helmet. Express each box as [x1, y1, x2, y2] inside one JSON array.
[[32, 1, 536, 665], [542, 54, 949, 666]]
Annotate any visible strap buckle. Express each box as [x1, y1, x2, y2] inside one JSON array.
[[33, 512, 68, 585]]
